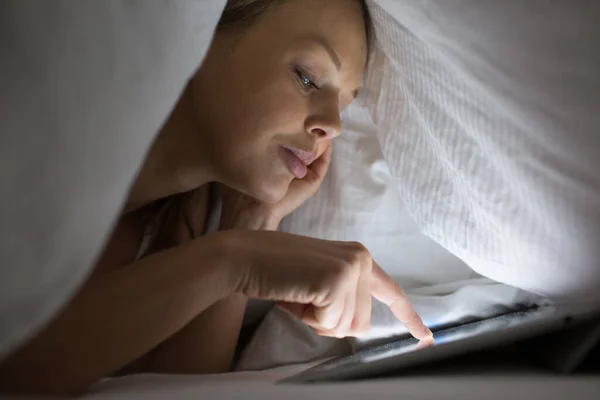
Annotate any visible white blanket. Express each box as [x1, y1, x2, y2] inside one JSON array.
[[0, 0, 227, 357], [366, 0, 600, 302]]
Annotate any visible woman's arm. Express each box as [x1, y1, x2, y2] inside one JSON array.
[[146, 205, 278, 374], [0, 228, 432, 396], [0, 233, 236, 396], [147, 293, 248, 374]]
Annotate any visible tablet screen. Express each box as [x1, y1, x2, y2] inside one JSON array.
[[303, 306, 556, 374]]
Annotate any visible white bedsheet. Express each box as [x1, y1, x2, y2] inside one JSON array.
[[366, 0, 600, 302], [0, 0, 227, 357], [81, 369, 600, 400]]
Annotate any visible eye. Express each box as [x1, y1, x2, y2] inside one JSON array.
[[295, 68, 319, 91]]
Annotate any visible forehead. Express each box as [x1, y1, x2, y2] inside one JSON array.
[[256, 0, 368, 76]]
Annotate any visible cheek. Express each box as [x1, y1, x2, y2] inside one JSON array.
[[200, 68, 308, 198], [255, 96, 308, 141], [230, 83, 308, 152], [246, 67, 309, 130]]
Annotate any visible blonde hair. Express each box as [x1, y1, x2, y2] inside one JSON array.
[[218, 0, 281, 29], [218, 0, 373, 46]]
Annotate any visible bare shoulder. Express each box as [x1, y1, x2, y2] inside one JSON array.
[[90, 185, 212, 278]]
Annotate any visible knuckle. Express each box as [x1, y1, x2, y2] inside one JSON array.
[[326, 242, 373, 288], [346, 242, 372, 269]]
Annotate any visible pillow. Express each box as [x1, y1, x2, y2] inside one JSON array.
[[278, 97, 475, 289], [368, 0, 600, 302], [0, 0, 226, 358]]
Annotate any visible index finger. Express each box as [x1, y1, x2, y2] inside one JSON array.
[[370, 262, 433, 341]]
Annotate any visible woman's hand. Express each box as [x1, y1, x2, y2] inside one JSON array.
[[219, 144, 332, 230], [221, 230, 433, 340]]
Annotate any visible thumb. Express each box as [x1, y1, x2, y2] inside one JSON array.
[[276, 302, 307, 319], [277, 298, 343, 332]]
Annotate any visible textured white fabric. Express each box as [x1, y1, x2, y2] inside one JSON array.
[[280, 97, 476, 289], [367, 0, 600, 301], [0, 0, 226, 358]]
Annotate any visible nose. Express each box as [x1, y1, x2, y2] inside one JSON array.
[[304, 100, 342, 140]]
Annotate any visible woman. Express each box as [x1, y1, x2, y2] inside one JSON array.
[[0, 0, 432, 395]]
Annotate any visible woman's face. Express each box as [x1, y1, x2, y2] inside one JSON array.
[[191, 0, 368, 203]]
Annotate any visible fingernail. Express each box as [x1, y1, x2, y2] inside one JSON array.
[[425, 327, 434, 339]]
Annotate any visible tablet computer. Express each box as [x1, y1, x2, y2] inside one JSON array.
[[280, 303, 600, 383]]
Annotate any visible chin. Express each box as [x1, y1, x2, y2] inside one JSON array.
[[253, 184, 287, 204], [251, 175, 290, 204]]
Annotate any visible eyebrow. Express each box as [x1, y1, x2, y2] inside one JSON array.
[[305, 36, 342, 71], [302, 36, 359, 99]]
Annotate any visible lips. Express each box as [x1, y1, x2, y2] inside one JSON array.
[[280, 146, 317, 179], [282, 146, 318, 166]]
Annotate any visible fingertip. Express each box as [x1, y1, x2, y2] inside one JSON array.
[[426, 327, 434, 339], [416, 337, 435, 350], [412, 325, 434, 341], [398, 310, 432, 341]]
